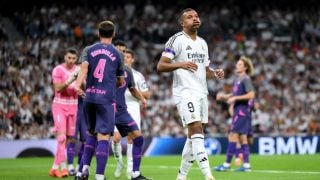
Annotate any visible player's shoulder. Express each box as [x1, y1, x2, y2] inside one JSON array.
[[166, 31, 184, 45], [52, 64, 63, 72], [132, 68, 145, 78], [169, 31, 184, 39], [197, 36, 207, 44]]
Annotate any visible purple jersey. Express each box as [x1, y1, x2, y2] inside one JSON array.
[[232, 75, 254, 116], [116, 66, 135, 112], [79, 43, 124, 104], [230, 75, 255, 134]]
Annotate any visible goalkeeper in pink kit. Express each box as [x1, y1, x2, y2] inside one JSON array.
[[49, 48, 80, 178]]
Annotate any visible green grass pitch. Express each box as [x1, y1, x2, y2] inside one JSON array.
[[0, 154, 319, 180]]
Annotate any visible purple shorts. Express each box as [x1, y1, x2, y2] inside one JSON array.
[[83, 101, 115, 134], [230, 109, 251, 135], [115, 110, 139, 137]]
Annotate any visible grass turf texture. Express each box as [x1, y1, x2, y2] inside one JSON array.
[[0, 154, 319, 180]]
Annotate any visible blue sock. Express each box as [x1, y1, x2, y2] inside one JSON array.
[[132, 136, 144, 172], [67, 142, 76, 165], [82, 135, 97, 167], [226, 142, 236, 163], [96, 140, 109, 175]]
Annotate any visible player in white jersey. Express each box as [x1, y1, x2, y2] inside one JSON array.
[[112, 48, 151, 179], [157, 8, 224, 180]]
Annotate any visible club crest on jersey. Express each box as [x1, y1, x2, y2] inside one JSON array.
[[186, 45, 192, 50]]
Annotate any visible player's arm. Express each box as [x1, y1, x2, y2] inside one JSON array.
[[117, 51, 125, 87], [206, 67, 224, 80], [141, 90, 151, 99], [75, 62, 88, 97], [227, 78, 255, 104], [216, 92, 233, 101], [129, 87, 147, 108], [157, 56, 198, 72], [228, 103, 234, 116], [227, 91, 255, 105], [54, 66, 81, 92]]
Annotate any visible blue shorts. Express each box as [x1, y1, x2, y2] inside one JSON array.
[[115, 110, 139, 137], [83, 101, 115, 134], [74, 102, 88, 142]]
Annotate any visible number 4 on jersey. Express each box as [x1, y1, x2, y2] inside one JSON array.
[[93, 59, 106, 82]]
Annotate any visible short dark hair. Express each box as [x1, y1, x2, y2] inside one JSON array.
[[98, 20, 115, 38], [125, 48, 135, 58], [114, 40, 126, 47], [65, 47, 78, 55], [180, 8, 196, 21]]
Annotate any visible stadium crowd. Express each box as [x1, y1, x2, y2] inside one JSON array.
[[0, 0, 320, 140]]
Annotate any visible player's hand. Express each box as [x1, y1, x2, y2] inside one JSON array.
[[75, 87, 85, 98], [216, 92, 223, 101], [214, 68, 224, 80], [180, 62, 198, 72], [140, 99, 147, 109], [227, 96, 236, 104]]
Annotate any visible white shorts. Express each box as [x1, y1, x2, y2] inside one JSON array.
[[127, 106, 141, 129], [176, 96, 208, 127]]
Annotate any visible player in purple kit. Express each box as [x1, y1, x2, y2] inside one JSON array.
[[74, 20, 124, 180], [214, 56, 255, 172], [114, 64, 151, 180]]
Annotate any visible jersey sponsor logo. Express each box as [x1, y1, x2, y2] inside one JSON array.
[[187, 52, 205, 63]]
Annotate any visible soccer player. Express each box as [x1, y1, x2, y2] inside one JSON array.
[[112, 48, 151, 179], [74, 20, 125, 180], [157, 8, 224, 180], [214, 56, 255, 172], [49, 48, 79, 178], [68, 64, 88, 178], [114, 61, 151, 180]]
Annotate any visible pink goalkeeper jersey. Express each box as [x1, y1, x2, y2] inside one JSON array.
[[52, 64, 78, 106]]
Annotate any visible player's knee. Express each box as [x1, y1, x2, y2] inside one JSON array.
[[113, 132, 121, 142], [57, 135, 66, 144], [129, 130, 142, 139]]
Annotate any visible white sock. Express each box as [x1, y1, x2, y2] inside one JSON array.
[[223, 162, 230, 167], [243, 163, 251, 168], [127, 143, 133, 174], [76, 172, 82, 177], [112, 141, 123, 164], [95, 174, 105, 180], [52, 164, 59, 169], [68, 164, 74, 171], [82, 165, 90, 172], [191, 134, 212, 177], [131, 171, 140, 178], [178, 138, 194, 176], [60, 162, 67, 170]]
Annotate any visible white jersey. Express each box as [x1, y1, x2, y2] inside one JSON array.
[[162, 31, 210, 102], [125, 68, 149, 126]]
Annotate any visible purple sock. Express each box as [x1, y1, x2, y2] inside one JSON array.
[[242, 144, 250, 163], [78, 143, 85, 165], [133, 136, 144, 172], [96, 140, 109, 175], [82, 135, 97, 167], [226, 142, 236, 163], [67, 142, 76, 165]]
